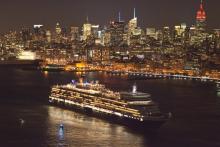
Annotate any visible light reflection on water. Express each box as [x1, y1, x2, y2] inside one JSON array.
[[47, 106, 146, 147], [0, 69, 220, 147]]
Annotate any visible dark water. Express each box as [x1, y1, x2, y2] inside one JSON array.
[[0, 68, 220, 147]]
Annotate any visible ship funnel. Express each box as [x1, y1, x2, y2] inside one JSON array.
[[132, 84, 137, 94], [79, 78, 83, 84]]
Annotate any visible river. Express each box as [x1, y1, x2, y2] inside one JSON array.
[[0, 68, 220, 147]]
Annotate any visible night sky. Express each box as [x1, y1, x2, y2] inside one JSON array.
[[0, 0, 219, 32]]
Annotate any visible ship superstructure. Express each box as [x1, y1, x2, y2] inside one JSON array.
[[49, 80, 170, 128]]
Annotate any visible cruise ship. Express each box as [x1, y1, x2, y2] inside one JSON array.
[[49, 80, 171, 129]]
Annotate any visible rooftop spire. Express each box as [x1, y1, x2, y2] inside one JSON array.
[[118, 11, 121, 22], [196, 0, 206, 20], [86, 16, 89, 23], [200, 0, 203, 9], [133, 8, 136, 18]]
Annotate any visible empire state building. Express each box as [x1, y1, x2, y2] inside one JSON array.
[[196, 0, 206, 32]]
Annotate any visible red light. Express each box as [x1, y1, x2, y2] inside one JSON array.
[[196, 2, 206, 21]]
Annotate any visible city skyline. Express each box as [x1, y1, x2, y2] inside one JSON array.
[[0, 0, 219, 32], [0, 1, 220, 147]]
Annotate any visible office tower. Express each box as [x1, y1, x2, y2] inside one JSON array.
[[82, 17, 92, 40], [21, 28, 31, 48], [174, 23, 186, 41], [213, 29, 220, 49], [70, 26, 79, 41], [46, 30, 52, 43], [55, 22, 62, 43], [108, 12, 126, 46], [91, 25, 100, 38], [33, 25, 44, 34], [104, 31, 111, 46], [162, 27, 171, 44], [55, 22, 62, 35], [127, 8, 138, 45], [109, 20, 126, 46], [33, 24, 45, 41], [21, 27, 31, 42], [146, 28, 157, 39], [174, 23, 186, 37]]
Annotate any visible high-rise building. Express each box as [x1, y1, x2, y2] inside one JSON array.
[[55, 23, 62, 43], [55, 22, 62, 35], [174, 23, 186, 41], [128, 8, 137, 34], [70, 26, 79, 41], [213, 29, 220, 50], [146, 28, 157, 39], [107, 12, 127, 46], [88, 46, 110, 62], [104, 31, 111, 46], [174, 23, 186, 36], [109, 20, 126, 46], [91, 25, 100, 38], [33, 25, 44, 34], [33, 25, 45, 41], [162, 27, 171, 44], [127, 8, 138, 45], [196, 0, 206, 32], [21, 27, 31, 42], [46, 30, 52, 43], [82, 17, 92, 40], [21, 27, 31, 48], [156, 30, 163, 41]]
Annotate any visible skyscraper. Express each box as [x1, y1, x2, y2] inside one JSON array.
[[46, 30, 52, 43], [33, 25, 45, 41], [55, 22, 62, 35], [55, 22, 62, 43], [109, 20, 126, 46], [196, 0, 206, 32], [162, 26, 171, 44], [21, 27, 31, 42], [82, 17, 92, 41], [146, 28, 157, 39], [91, 25, 100, 38], [128, 8, 138, 45], [70, 26, 79, 41]]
